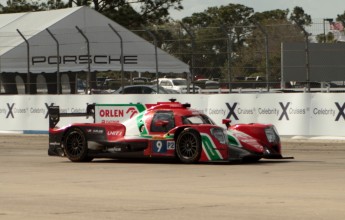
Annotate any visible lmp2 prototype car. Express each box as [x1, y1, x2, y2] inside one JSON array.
[[48, 99, 293, 163]]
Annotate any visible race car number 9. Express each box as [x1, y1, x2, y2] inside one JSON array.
[[153, 140, 167, 153]]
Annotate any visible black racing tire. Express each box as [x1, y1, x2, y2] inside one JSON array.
[[176, 129, 202, 164], [64, 127, 92, 162]]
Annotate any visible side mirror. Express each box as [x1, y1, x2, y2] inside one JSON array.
[[222, 119, 232, 129]]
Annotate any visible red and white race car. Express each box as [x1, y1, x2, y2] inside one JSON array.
[[48, 99, 293, 163]]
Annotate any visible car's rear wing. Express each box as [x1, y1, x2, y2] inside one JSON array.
[[49, 104, 95, 128]]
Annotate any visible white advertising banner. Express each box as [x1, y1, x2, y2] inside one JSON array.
[[310, 94, 345, 136], [0, 93, 344, 137], [205, 93, 311, 136], [206, 94, 258, 124], [255, 94, 311, 136]]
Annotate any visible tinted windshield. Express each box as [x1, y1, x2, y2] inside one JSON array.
[[181, 114, 215, 125], [172, 79, 187, 86]]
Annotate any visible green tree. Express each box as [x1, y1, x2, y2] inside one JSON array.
[[237, 8, 308, 81], [69, 0, 183, 28], [0, 0, 44, 13], [336, 10, 345, 23], [315, 32, 335, 43], [289, 6, 312, 26], [180, 4, 255, 79]]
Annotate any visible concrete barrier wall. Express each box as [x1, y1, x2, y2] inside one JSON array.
[[0, 94, 344, 136]]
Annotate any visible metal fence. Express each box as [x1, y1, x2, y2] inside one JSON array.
[[1, 19, 345, 94]]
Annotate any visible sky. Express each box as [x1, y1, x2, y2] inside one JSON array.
[[169, 0, 345, 21], [0, 0, 344, 21]]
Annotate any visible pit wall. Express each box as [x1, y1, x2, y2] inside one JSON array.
[[0, 93, 344, 136]]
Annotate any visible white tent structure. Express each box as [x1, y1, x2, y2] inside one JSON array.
[[0, 6, 189, 74]]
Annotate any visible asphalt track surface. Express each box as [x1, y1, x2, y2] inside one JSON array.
[[1, 134, 345, 220]]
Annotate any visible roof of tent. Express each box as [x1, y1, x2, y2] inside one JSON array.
[[0, 6, 189, 74]]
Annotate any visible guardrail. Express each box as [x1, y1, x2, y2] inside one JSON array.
[[199, 87, 345, 94]]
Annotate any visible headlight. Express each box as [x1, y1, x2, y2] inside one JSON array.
[[211, 128, 228, 144], [265, 126, 280, 143]]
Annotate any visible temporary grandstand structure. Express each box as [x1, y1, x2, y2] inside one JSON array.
[[0, 6, 189, 93]]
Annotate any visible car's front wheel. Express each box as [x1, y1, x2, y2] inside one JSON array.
[[64, 127, 92, 162], [176, 129, 202, 163]]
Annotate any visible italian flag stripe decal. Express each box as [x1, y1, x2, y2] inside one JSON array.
[[201, 134, 223, 161]]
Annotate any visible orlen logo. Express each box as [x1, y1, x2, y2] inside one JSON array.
[[126, 107, 138, 118], [99, 107, 138, 119], [99, 109, 124, 117]]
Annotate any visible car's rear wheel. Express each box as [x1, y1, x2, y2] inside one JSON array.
[[176, 129, 202, 163], [64, 127, 92, 162]]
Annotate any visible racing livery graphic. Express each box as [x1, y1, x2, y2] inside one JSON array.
[[48, 99, 293, 163]]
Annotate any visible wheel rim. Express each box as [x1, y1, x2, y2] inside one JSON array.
[[65, 131, 85, 157], [178, 133, 198, 159]]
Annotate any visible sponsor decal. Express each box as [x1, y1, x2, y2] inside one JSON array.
[[2, 102, 85, 119], [99, 109, 124, 117], [98, 107, 138, 118], [45, 103, 54, 118], [313, 108, 336, 116], [312, 102, 345, 121], [45, 102, 71, 118], [32, 55, 138, 65], [229, 130, 264, 151], [102, 119, 119, 123], [224, 102, 255, 120], [30, 108, 45, 114], [86, 128, 104, 134], [5, 103, 28, 118], [278, 102, 290, 120], [167, 141, 175, 150], [335, 102, 345, 121], [258, 108, 280, 116], [194, 108, 208, 114], [209, 108, 226, 116], [98, 106, 139, 123], [126, 107, 138, 118], [278, 102, 307, 121], [6, 103, 14, 118], [107, 131, 123, 136], [224, 102, 307, 121], [225, 102, 239, 120]]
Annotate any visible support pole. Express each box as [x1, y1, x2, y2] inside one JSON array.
[[46, 28, 60, 94], [294, 20, 311, 92], [76, 26, 91, 94], [255, 22, 270, 92], [141, 25, 159, 93], [180, 22, 195, 93], [108, 24, 125, 93], [17, 29, 31, 94], [220, 25, 232, 93]]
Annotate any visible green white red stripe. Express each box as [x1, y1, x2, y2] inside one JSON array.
[[201, 133, 223, 161]]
